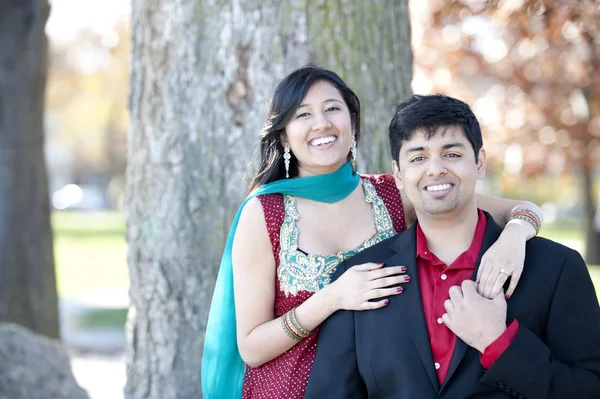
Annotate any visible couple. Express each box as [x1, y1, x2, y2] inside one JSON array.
[[202, 65, 600, 398]]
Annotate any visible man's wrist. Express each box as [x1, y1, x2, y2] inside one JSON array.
[[480, 320, 520, 369], [476, 326, 507, 353]]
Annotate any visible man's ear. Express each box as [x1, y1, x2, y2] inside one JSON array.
[[391, 160, 403, 191], [476, 148, 487, 179]]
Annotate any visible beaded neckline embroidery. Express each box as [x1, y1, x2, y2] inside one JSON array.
[[277, 177, 396, 296]]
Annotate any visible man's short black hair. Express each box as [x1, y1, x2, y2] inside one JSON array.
[[388, 94, 483, 162]]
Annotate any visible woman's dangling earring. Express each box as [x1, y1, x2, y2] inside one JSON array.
[[284, 144, 291, 178], [351, 135, 357, 170]]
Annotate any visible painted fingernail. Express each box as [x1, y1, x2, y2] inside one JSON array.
[[505, 294, 511, 300], [384, 299, 390, 305], [396, 287, 404, 293], [377, 262, 384, 266], [404, 275, 411, 282], [400, 266, 407, 272]]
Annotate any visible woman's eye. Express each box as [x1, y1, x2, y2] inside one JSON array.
[[295, 112, 310, 119], [326, 106, 341, 112]]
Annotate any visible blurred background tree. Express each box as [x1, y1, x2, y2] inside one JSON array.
[[412, 0, 600, 262], [125, 1, 412, 397], [46, 20, 130, 206], [0, 0, 59, 338]]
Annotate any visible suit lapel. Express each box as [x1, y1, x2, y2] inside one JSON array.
[[441, 214, 503, 389], [386, 224, 440, 391]]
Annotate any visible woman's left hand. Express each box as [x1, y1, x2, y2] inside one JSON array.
[[476, 223, 528, 299]]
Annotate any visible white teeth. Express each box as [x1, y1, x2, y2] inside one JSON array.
[[426, 184, 452, 192], [311, 136, 336, 146]]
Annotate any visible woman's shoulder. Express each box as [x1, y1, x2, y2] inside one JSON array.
[[360, 172, 395, 185], [239, 194, 282, 219], [256, 192, 284, 205], [360, 173, 398, 193], [237, 197, 265, 229], [255, 193, 285, 219], [360, 172, 406, 232], [238, 194, 286, 236]]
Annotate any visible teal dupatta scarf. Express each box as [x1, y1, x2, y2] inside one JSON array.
[[201, 162, 359, 398]]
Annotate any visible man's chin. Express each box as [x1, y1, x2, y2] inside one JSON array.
[[421, 202, 460, 215]]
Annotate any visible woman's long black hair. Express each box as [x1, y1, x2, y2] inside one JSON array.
[[248, 65, 361, 193]]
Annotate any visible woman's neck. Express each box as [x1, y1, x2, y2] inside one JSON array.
[[296, 160, 347, 177]]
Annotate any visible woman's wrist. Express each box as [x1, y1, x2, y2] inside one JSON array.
[[505, 218, 535, 240], [317, 283, 342, 313], [508, 205, 542, 236], [292, 285, 339, 333]]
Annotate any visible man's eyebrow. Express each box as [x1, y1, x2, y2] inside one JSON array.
[[298, 99, 343, 108], [405, 146, 426, 154], [442, 142, 466, 150], [404, 142, 466, 154]]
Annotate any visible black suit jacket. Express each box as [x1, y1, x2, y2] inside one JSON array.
[[305, 213, 600, 399]]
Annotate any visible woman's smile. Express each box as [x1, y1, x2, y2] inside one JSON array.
[[309, 135, 337, 149]]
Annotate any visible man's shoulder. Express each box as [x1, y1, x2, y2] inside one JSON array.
[[525, 236, 585, 270], [527, 236, 580, 256], [345, 232, 403, 268]]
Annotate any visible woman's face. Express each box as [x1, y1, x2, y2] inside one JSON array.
[[282, 80, 353, 177]]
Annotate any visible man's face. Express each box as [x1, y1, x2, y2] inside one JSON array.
[[392, 125, 486, 217]]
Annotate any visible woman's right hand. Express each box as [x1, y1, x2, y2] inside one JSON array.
[[326, 262, 409, 311]]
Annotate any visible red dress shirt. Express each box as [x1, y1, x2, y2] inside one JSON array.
[[416, 209, 517, 385]]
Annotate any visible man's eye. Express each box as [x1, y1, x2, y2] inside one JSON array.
[[446, 153, 461, 158], [410, 156, 425, 163]]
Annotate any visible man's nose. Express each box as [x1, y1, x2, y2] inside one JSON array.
[[427, 155, 448, 176]]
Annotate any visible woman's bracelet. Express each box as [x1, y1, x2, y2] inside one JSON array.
[[290, 307, 312, 336], [280, 314, 303, 342], [509, 207, 542, 235], [280, 308, 312, 342]]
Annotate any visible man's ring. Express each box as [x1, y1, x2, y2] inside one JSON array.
[[500, 268, 511, 277]]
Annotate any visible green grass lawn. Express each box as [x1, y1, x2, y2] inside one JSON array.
[[53, 211, 129, 298], [52, 211, 600, 302]]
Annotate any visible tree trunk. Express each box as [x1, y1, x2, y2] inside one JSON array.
[[582, 161, 600, 264], [125, 1, 412, 397], [582, 36, 600, 265], [0, 0, 58, 338]]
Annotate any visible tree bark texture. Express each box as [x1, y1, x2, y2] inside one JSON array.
[[125, 1, 412, 398], [0, 0, 58, 339]]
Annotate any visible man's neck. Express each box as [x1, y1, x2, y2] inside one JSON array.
[[417, 205, 480, 265]]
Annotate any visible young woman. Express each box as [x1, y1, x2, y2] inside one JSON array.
[[202, 66, 542, 399]]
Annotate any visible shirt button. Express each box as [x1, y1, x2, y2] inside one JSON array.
[[441, 274, 447, 280], [437, 317, 443, 324], [434, 362, 440, 370]]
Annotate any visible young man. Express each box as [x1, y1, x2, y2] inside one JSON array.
[[304, 95, 600, 399]]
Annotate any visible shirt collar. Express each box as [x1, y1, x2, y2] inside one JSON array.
[[416, 209, 488, 267]]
